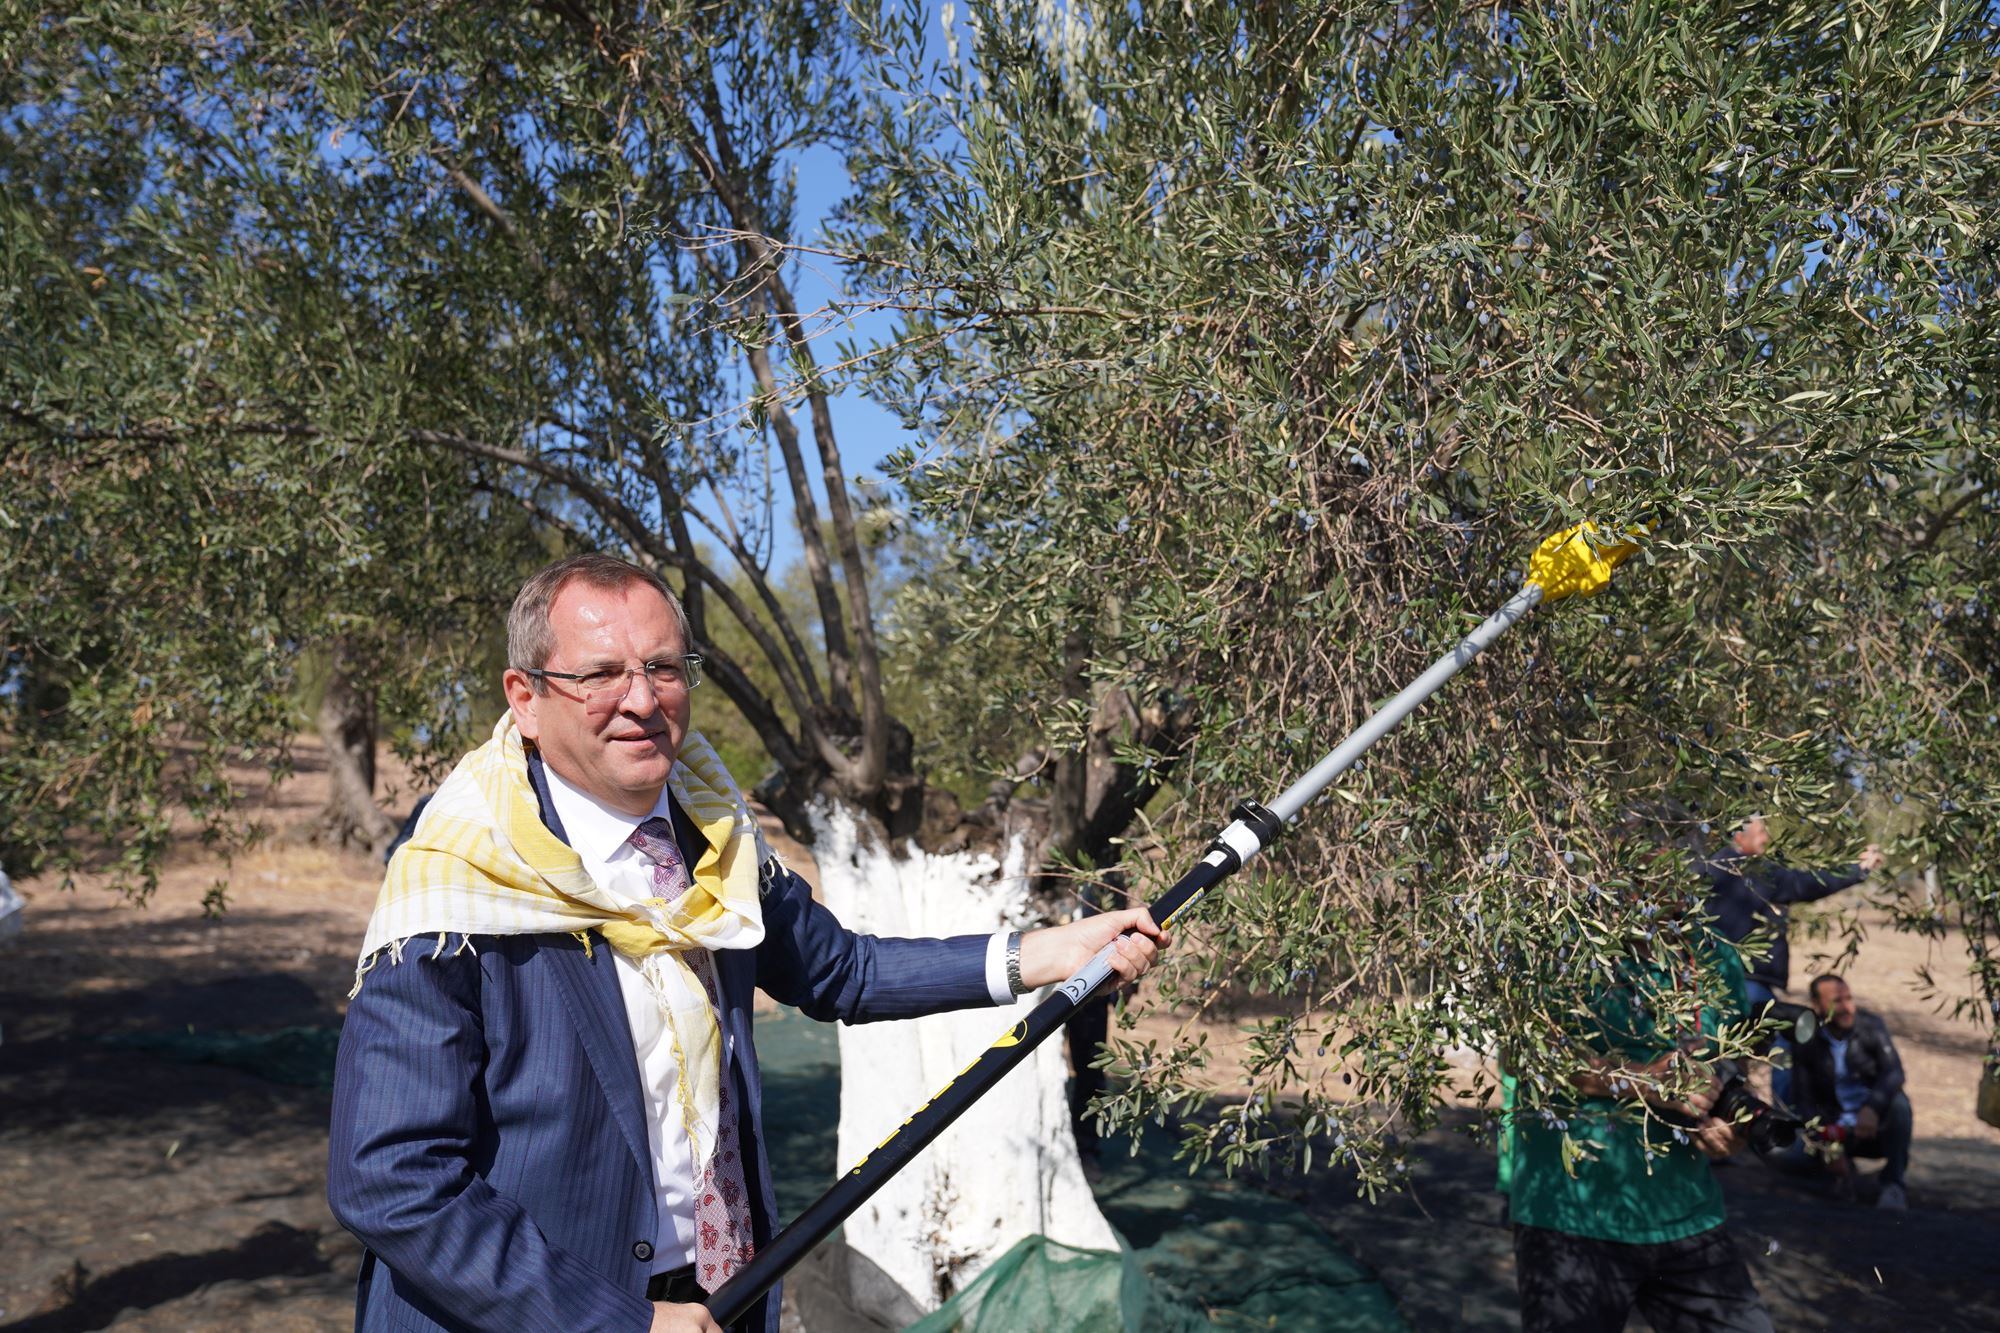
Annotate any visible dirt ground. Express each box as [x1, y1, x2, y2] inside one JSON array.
[[1125, 878, 2000, 1329], [3, 737, 1997, 1330]]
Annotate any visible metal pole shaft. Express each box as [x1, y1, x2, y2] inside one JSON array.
[[1266, 582, 1543, 823], [705, 580, 1545, 1326]]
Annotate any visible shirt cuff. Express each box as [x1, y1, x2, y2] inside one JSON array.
[[984, 930, 1016, 1006]]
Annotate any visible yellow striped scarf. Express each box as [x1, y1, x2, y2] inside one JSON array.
[[353, 712, 767, 1167]]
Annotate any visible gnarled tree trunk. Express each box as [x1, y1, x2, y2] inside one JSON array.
[[811, 798, 1118, 1321], [315, 638, 397, 857], [780, 669, 1185, 1318]]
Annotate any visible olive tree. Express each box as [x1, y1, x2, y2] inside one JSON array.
[[2, 0, 1139, 1309], [846, 0, 1999, 1190]]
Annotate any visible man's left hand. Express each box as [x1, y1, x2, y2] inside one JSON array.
[[1018, 908, 1170, 991], [1854, 1105, 1881, 1140]]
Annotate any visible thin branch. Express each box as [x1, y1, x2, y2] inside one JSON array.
[[5, 402, 320, 446], [697, 641, 811, 776], [738, 318, 856, 714], [408, 429, 675, 569], [662, 505, 852, 778], [683, 501, 829, 713], [1909, 484, 1986, 550]]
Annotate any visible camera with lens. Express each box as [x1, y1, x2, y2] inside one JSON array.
[[1707, 1065, 1804, 1155], [1713, 999, 1823, 1154], [1670, 999, 1821, 1155], [1656, 1060, 1805, 1155]]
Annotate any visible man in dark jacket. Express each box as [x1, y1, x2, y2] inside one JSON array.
[[1698, 817, 1884, 1003], [1786, 973, 1913, 1210], [1697, 816, 1881, 1106]]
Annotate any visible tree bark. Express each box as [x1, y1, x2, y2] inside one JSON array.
[[812, 797, 1119, 1320], [314, 640, 398, 857]]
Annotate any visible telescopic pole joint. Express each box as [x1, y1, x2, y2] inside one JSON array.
[[1232, 799, 1285, 846], [1204, 799, 1286, 876]]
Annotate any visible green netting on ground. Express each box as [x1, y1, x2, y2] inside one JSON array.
[[756, 1006, 1407, 1332], [106, 1011, 1408, 1330], [904, 1235, 1147, 1333], [750, 1005, 846, 1223], [100, 1026, 341, 1089], [1091, 1128, 1406, 1331]]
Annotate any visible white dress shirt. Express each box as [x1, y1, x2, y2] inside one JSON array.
[[542, 766, 707, 1272], [541, 766, 1020, 1272]]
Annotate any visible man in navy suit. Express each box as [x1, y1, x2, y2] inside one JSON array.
[[328, 554, 1166, 1333]]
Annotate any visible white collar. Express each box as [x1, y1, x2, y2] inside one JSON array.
[[542, 762, 673, 866]]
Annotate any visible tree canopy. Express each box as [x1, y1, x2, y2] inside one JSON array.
[[1, 12, 541, 886], [847, 0, 1999, 1184], [3, 0, 1995, 1193], [5, 0, 914, 884]]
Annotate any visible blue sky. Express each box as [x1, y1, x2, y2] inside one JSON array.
[[754, 142, 918, 573]]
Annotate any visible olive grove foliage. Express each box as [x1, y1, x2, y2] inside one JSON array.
[[844, 0, 2000, 1187], [0, 9, 546, 889], [1, 0, 942, 892]]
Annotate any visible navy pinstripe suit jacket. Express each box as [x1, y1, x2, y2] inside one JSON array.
[[327, 755, 994, 1333]]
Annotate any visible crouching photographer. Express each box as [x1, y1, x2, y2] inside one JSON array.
[[1772, 973, 1914, 1210], [1502, 917, 1775, 1333]]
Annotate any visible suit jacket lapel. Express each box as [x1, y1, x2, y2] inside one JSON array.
[[542, 938, 654, 1184], [527, 750, 654, 1187]]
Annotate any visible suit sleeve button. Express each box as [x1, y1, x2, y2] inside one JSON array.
[[633, 1240, 654, 1262]]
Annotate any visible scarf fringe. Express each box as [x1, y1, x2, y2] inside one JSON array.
[[348, 933, 481, 998]]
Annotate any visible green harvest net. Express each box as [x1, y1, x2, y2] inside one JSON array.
[[757, 1006, 1407, 1332], [903, 1234, 1147, 1333], [100, 1025, 342, 1089]]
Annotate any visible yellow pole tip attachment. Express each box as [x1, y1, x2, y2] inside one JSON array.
[[1525, 521, 1648, 602]]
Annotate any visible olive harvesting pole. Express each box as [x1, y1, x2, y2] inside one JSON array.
[[704, 523, 1646, 1326]]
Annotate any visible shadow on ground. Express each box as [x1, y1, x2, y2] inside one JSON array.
[[1258, 1108, 2000, 1332], [1, 1223, 331, 1333]]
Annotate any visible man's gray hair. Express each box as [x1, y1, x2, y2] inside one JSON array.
[[507, 553, 692, 688]]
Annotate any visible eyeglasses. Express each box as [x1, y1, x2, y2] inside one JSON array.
[[522, 655, 705, 707]]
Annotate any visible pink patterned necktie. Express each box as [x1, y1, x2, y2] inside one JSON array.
[[628, 816, 754, 1291]]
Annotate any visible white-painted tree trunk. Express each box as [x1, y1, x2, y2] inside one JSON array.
[[809, 799, 1118, 1316]]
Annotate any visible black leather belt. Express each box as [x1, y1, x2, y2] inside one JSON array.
[[645, 1262, 706, 1305]]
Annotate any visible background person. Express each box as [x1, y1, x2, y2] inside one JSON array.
[[1697, 815, 1883, 1104], [1781, 973, 1913, 1210], [1503, 919, 1772, 1333]]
